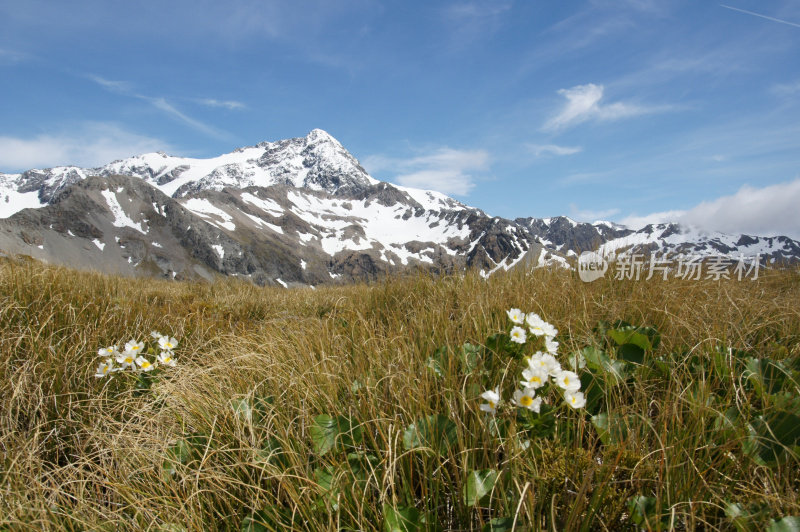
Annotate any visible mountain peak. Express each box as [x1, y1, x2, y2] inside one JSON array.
[[306, 128, 338, 143]]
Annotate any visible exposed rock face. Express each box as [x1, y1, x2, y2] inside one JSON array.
[[0, 130, 797, 285]]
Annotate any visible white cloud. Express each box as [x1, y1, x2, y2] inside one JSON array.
[[619, 210, 687, 229], [442, 1, 512, 46], [771, 80, 800, 96], [528, 144, 582, 157], [195, 98, 246, 110], [0, 48, 30, 64], [0, 123, 169, 171], [362, 148, 489, 196], [543, 83, 667, 131], [569, 203, 621, 223], [619, 179, 800, 239], [680, 179, 800, 239]]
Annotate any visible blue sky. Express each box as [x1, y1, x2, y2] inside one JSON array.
[[2, 0, 799, 237]]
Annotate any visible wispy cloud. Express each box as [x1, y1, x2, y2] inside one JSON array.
[[0, 48, 30, 64], [771, 80, 800, 96], [87, 75, 232, 139], [363, 147, 490, 196], [194, 98, 246, 110], [528, 144, 582, 157], [87, 74, 133, 93], [542, 83, 669, 132], [720, 4, 800, 29], [0, 122, 169, 172], [441, 1, 512, 48], [569, 203, 621, 222]]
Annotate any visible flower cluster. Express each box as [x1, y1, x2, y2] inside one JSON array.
[[480, 309, 585, 414], [94, 331, 179, 378]]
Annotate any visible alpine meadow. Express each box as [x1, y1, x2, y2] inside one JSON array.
[[1, 255, 799, 530]]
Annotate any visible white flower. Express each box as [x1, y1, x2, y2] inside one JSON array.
[[97, 345, 119, 358], [564, 390, 586, 409], [555, 370, 581, 392], [506, 308, 525, 324], [510, 326, 527, 344], [526, 314, 558, 338], [124, 340, 144, 355], [157, 351, 177, 367], [150, 330, 162, 339], [115, 351, 137, 369], [480, 387, 501, 414], [545, 337, 559, 355], [135, 356, 155, 372], [158, 336, 179, 351], [528, 352, 561, 376], [95, 358, 114, 378], [512, 388, 542, 412], [520, 367, 548, 389]]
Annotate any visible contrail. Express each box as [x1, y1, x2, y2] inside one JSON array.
[[720, 4, 800, 29]]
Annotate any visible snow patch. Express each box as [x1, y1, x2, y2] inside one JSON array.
[[101, 190, 146, 234], [93, 239, 105, 250], [0, 189, 45, 219], [181, 198, 236, 231]]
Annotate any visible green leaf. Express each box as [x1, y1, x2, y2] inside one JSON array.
[[517, 403, 556, 439], [713, 407, 741, 441], [254, 437, 288, 469], [768, 517, 800, 532], [425, 357, 444, 378], [253, 395, 274, 423], [592, 413, 636, 446], [230, 397, 254, 423], [310, 415, 363, 456], [743, 408, 800, 466], [463, 469, 499, 507], [582, 346, 630, 385], [167, 439, 194, 464], [579, 372, 605, 415], [485, 333, 506, 355], [608, 325, 660, 351], [461, 342, 481, 372], [402, 414, 458, 456], [617, 343, 645, 364], [242, 506, 298, 532], [746, 358, 789, 398], [627, 496, 668, 530], [383, 504, 439, 532], [482, 517, 515, 532]]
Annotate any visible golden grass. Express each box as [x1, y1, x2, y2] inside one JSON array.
[[0, 256, 798, 530]]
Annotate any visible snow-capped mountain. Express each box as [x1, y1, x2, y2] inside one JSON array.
[[0, 129, 797, 285]]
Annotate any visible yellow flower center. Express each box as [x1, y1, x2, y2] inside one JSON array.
[[125, 357, 133, 364], [489, 401, 496, 409], [141, 361, 151, 369], [165, 342, 173, 348], [563, 377, 570, 386], [520, 395, 533, 407], [570, 396, 577, 404], [103, 366, 109, 374], [132, 345, 140, 351]]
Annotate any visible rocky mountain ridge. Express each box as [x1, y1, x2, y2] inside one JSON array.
[[0, 130, 797, 285]]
